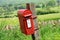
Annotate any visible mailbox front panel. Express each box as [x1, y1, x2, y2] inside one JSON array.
[[23, 17, 34, 35]]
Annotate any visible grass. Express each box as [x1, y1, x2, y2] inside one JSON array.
[[0, 13, 60, 40], [36, 6, 60, 15], [40, 22, 60, 40], [0, 18, 32, 40], [0, 13, 60, 21]]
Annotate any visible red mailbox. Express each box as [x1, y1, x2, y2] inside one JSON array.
[[18, 9, 35, 35]]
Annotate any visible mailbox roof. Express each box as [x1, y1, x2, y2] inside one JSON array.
[[18, 9, 32, 17]]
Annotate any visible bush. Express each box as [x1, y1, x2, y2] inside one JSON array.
[[36, 8, 49, 15], [36, 6, 60, 15], [4, 15, 14, 18]]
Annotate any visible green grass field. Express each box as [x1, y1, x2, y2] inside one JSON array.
[[38, 13, 60, 21], [0, 13, 60, 40]]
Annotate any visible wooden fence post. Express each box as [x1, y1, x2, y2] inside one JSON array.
[[30, 3, 40, 40], [26, 3, 40, 40]]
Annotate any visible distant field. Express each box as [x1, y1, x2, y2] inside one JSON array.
[[0, 13, 60, 26], [0, 13, 60, 21], [0, 13, 60, 28], [38, 13, 60, 21]]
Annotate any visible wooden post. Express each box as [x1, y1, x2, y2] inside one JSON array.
[[26, 3, 40, 40], [30, 3, 40, 40]]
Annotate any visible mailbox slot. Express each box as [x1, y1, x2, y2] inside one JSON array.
[[23, 16, 32, 29]]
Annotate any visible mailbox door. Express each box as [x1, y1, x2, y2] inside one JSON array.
[[23, 16, 34, 35]]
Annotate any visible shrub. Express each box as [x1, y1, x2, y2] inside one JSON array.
[[4, 16, 14, 18], [36, 6, 60, 15]]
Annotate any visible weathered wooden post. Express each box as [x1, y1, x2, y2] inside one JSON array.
[[26, 3, 40, 40], [30, 3, 40, 40]]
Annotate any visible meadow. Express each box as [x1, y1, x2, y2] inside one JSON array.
[[0, 13, 60, 40]]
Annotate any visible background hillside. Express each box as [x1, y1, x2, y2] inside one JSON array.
[[0, 0, 60, 18]]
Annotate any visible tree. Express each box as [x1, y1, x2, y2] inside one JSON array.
[[47, 0, 57, 7]]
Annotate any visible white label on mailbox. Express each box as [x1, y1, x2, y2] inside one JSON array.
[[27, 19, 31, 28]]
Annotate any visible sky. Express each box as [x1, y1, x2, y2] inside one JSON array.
[[0, 0, 51, 5]]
